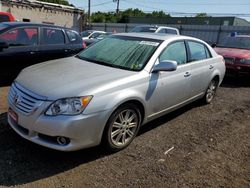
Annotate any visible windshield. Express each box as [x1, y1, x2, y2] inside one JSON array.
[[81, 31, 93, 37], [77, 36, 161, 71], [217, 37, 250, 50], [130, 26, 157, 33]]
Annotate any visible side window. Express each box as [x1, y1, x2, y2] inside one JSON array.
[[159, 41, 187, 65], [0, 15, 10, 22], [158, 29, 165, 34], [42, 28, 65, 45], [166, 29, 177, 35], [66, 30, 81, 43], [0, 27, 38, 46], [188, 41, 208, 61], [91, 32, 103, 39], [205, 47, 212, 58]]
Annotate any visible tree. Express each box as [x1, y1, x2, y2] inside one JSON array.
[[91, 8, 171, 23], [151, 11, 170, 18], [195, 13, 209, 18]]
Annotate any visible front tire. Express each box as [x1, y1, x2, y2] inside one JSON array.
[[102, 103, 141, 152]]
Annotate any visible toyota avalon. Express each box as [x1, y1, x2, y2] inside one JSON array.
[[8, 33, 225, 152]]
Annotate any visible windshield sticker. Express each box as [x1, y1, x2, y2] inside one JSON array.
[[139, 41, 159, 46]]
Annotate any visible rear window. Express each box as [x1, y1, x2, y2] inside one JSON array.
[[81, 31, 92, 37], [0, 15, 10, 22], [158, 28, 178, 35], [66, 30, 81, 44], [130, 26, 157, 33]]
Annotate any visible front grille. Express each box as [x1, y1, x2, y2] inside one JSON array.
[[224, 57, 235, 64], [8, 82, 46, 115]]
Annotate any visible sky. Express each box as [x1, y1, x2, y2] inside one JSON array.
[[68, 0, 250, 21]]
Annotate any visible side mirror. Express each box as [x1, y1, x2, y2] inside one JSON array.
[[0, 41, 9, 50], [211, 43, 217, 48], [152, 60, 177, 73]]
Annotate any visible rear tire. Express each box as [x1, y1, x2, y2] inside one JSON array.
[[202, 79, 219, 104], [102, 103, 141, 152]]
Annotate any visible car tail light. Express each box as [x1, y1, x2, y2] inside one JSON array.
[[82, 41, 87, 49]]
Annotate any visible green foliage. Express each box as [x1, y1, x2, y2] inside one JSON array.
[[37, 0, 73, 6], [91, 9, 171, 23], [195, 13, 209, 18]]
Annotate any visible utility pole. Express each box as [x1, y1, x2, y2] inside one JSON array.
[[88, 0, 91, 26], [113, 0, 120, 14]]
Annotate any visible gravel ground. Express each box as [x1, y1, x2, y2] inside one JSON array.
[[0, 77, 249, 188]]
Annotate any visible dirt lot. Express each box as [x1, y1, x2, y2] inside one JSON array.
[[0, 77, 249, 188]]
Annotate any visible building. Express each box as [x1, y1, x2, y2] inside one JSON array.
[[0, 0, 84, 31], [128, 16, 250, 26]]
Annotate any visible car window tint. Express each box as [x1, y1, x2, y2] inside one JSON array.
[[0, 27, 38, 46], [91, 32, 103, 39], [166, 29, 177, 34], [158, 29, 177, 34], [205, 46, 212, 58], [0, 15, 10, 22], [158, 29, 165, 34], [42, 28, 65, 45], [66, 30, 81, 43], [188, 41, 207, 61], [159, 41, 187, 65]]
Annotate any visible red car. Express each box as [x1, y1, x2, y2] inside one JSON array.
[[0, 12, 15, 22], [214, 35, 250, 76]]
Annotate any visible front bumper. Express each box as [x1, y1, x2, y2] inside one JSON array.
[[8, 101, 110, 151], [225, 63, 250, 76]]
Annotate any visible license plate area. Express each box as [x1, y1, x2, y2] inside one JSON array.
[[8, 108, 18, 124]]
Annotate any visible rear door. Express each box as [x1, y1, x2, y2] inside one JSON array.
[[0, 26, 39, 79], [38, 27, 66, 62], [185, 40, 213, 97]]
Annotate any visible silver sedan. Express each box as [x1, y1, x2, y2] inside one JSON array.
[[7, 33, 225, 152]]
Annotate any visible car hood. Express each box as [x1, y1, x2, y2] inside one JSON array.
[[214, 47, 250, 59], [16, 57, 137, 100]]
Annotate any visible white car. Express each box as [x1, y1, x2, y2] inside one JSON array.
[[130, 25, 180, 35], [80, 30, 106, 40], [8, 33, 225, 152]]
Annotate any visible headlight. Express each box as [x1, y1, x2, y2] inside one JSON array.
[[239, 58, 250, 64], [45, 96, 92, 116]]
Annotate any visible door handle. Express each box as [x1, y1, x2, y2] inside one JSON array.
[[30, 51, 35, 55], [209, 65, 214, 69], [65, 49, 71, 52], [184, 72, 191, 77]]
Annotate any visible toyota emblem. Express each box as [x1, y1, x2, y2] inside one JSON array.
[[14, 93, 21, 106]]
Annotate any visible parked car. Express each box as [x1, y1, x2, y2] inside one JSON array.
[[0, 22, 84, 80], [0, 12, 15, 22], [8, 33, 225, 152], [214, 35, 250, 76], [83, 32, 113, 48], [129, 25, 180, 35], [80, 30, 106, 40]]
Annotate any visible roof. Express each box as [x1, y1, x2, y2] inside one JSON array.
[[0, 22, 70, 30], [114, 32, 184, 41], [0, 12, 14, 16]]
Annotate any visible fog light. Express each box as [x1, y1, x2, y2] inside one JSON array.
[[56, 136, 70, 146]]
